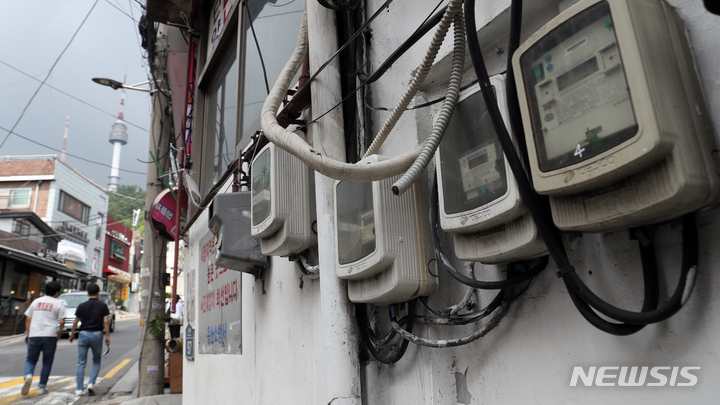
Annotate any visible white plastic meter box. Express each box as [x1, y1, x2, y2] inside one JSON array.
[[250, 143, 317, 256], [334, 155, 437, 305], [513, 0, 720, 232], [436, 75, 547, 263], [208, 191, 267, 274]]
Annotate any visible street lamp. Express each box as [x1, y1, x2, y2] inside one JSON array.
[[92, 77, 152, 92]]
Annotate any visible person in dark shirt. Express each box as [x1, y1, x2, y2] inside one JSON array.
[[69, 283, 110, 396]]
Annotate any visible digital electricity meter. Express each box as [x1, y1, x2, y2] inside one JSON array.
[[514, 0, 720, 232], [436, 75, 547, 262], [250, 143, 317, 256], [334, 155, 437, 305]]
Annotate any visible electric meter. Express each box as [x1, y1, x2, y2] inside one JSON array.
[[251, 143, 317, 256], [334, 155, 437, 305], [436, 75, 547, 262], [513, 0, 720, 232]]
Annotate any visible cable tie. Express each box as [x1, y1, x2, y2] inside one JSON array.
[[556, 266, 576, 278]]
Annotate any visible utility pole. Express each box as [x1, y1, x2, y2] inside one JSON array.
[[139, 22, 171, 397]]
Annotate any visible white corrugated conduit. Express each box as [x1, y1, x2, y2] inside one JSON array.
[[260, 0, 464, 183], [363, 0, 464, 159], [392, 8, 466, 196]]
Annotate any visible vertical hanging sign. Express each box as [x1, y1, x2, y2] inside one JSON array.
[[197, 230, 242, 354], [207, 0, 239, 58]]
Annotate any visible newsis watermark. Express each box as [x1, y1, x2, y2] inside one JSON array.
[[570, 367, 700, 387]]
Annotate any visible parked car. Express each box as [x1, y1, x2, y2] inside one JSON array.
[[58, 291, 116, 337]]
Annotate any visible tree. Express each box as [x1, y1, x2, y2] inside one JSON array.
[[108, 185, 146, 231]]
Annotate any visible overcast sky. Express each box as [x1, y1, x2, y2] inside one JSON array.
[[0, 0, 152, 189]]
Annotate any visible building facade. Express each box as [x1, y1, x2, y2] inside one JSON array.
[[102, 217, 132, 308], [142, 0, 720, 403], [0, 155, 109, 291]]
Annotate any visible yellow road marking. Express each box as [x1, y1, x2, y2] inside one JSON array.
[[0, 377, 72, 404], [0, 339, 23, 347], [0, 376, 38, 389], [103, 358, 132, 379]]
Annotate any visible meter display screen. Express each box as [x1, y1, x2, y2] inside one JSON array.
[[251, 148, 272, 226], [336, 181, 376, 265], [439, 89, 507, 215], [520, 1, 638, 172]]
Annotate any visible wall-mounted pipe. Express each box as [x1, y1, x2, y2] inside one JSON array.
[[307, 1, 361, 404]]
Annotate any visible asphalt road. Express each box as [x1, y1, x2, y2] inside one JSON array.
[[0, 316, 140, 404]]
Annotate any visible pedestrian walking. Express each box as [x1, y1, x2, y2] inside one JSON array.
[[69, 283, 110, 396], [167, 296, 184, 324], [21, 281, 66, 396]]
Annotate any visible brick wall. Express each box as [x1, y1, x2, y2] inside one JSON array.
[[0, 181, 53, 216], [0, 159, 55, 176]]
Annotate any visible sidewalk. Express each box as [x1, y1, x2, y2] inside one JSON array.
[[116, 310, 140, 320], [89, 360, 182, 405]]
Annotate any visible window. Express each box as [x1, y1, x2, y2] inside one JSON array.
[[11, 274, 28, 299], [0, 188, 31, 209], [202, 45, 239, 196], [240, 1, 306, 138], [12, 218, 44, 243], [96, 213, 104, 241], [58, 191, 90, 224], [110, 240, 126, 261], [12, 219, 30, 237]]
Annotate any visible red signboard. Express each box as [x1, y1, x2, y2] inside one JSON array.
[[150, 188, 188, 241]]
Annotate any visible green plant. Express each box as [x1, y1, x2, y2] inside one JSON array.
[[147, 313, 167, 338]]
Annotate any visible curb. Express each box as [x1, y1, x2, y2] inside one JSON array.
[[0, 333, 25, 344]]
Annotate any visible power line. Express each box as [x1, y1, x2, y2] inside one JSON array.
[[104, 0, 138, 23], [0, 124, 147, 176], [0, 0, 101, 150], [0, 59, 149, 133]]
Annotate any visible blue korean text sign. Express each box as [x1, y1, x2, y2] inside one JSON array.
[[185, 324, 195, 360]]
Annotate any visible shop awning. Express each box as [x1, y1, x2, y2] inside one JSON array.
[[104, 266, 131, 284], [0, 244, 76, 278]]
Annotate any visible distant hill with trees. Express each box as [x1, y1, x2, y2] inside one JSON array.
[[108, 185, 146, 231]]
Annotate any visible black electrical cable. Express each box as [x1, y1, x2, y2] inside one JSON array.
[[300, 0, 450, 131], [563, 229, 661, 335], [564, 215, 698, 325], [503, 0, 532, 179], [465, 0, 697, 332], [414, 288, 505, 326], [365, 79, 479, 112], [317, 0, 360, 11], [431, 175, 549, 289], [356, 300, 416, 364], [390, 289, 512, 348], [245, 2, 271, 95], [364, 315, 411, 347], [358, 1, 448, 84]]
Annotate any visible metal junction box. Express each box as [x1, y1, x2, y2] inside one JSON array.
[[208, 191, 268, 275]]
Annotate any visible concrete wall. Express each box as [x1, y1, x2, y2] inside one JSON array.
[[48, 160, 108, 277], [183, 0, 720, 403], [184, 213, 328, 404]]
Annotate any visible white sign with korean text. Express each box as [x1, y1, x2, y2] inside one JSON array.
[[207, 0, 239, 59], [197, 230, 241, 354]]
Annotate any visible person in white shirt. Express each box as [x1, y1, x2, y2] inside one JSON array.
[[21, 281, 66, 396], [167, 297, 184, 323]]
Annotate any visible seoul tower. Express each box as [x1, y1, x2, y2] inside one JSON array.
[[108, 74, 129, 192]]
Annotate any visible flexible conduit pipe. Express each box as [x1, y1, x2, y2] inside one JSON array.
[[392, 9, 465, 196], [261, 4, 459, 182], [363, 0, 463, 159]]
